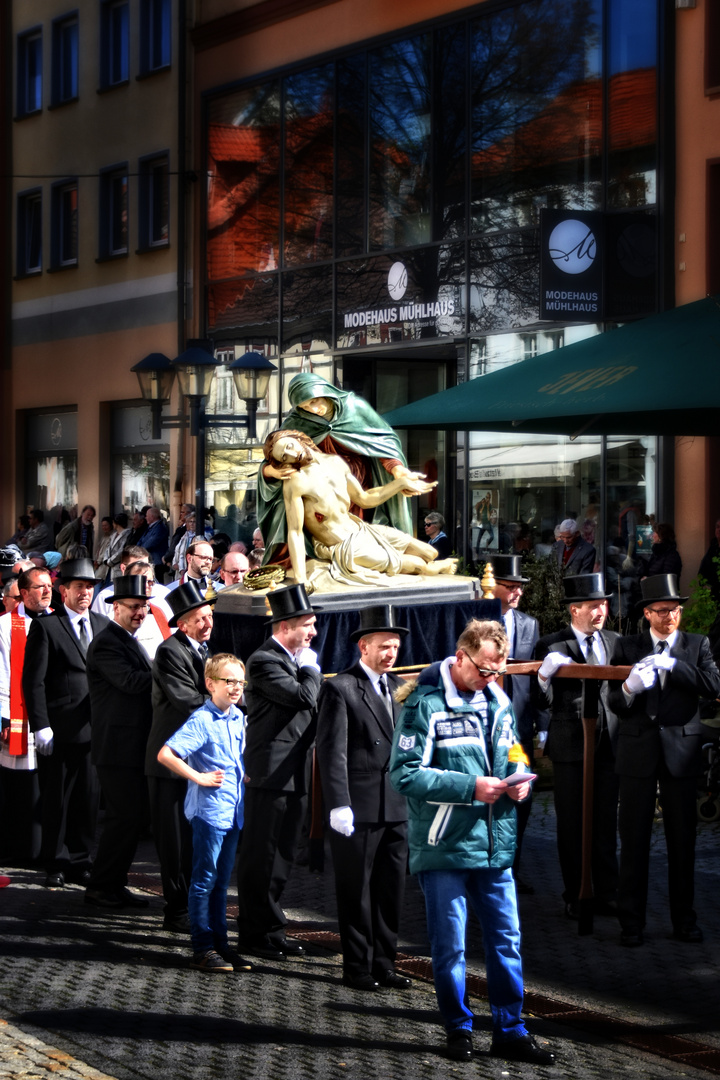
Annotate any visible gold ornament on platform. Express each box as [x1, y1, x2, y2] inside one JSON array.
[[480, 561, 496, 599]]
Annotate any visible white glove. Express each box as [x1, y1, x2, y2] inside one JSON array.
[[622, 556, 635, 571], [296, 647, 320, 671], [652, 651, 676, 671], [330, 806, 354, 836], [625, 660, 657, 695], [35, 727, 54, 756], [538, 652, 573, 681], [536, 731, 548, 749]]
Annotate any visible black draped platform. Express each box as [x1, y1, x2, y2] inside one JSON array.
[[210, 597, 502, 674]]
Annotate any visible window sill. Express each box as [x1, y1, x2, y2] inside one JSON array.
[[14, 270, 43, 280], [48, 262, 78, 273], [14, 109, 42, 121], [95, 252, 129, 263], [97, 80, 130, 94], [48, 96, 79, 110], [136, 242, 171, 255], [136, 64, 171, 81]]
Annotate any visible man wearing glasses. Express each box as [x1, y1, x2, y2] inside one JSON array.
[[389, 619, 554, 1066], [609, 574, 720, 947], [166, 540, 215, 598], [214, 552, 249, 590]]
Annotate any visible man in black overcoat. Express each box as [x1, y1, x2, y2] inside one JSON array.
[[316, 605, 411, 992], [84, 575, 153, 909], [609, 574, 720, 946], [534, 573, 620, 917], [145, 581, 215, 931], [22, 559, 109, 888], [236, 584, 322, 961]]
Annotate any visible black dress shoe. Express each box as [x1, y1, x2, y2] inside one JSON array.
[[85, 888, 124, 908], [446, 1031, 473, 1061], [163, 912, 192, 934], [376, 969, 411, 990], [490, 1034, 555, 1065], [67, 868, 92, 886], [116, 887, 150, 908], [272, 935, 305, 957], [673, 924, 703, 943], [244, 938, 288, 961], [620, 930, 644, 947], [342, 972, 379, 991], [44, 872, 65, 889]]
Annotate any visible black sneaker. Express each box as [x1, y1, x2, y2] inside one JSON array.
[[216, 946, 254, 972], [190, 949, 233, 974]]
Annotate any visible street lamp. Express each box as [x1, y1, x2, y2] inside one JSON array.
[[130, 352, 175, 439], [228, 351, 276, 439], [171, 346, 219, 437]]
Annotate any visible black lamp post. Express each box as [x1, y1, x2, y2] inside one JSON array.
[[171, 346, 219, 437], [228, 351, 276, 440], [130, 353, 175, 440]]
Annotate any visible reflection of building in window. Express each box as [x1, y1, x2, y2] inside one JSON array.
[[520, 333, 537, 361], [51, 180, 78, 268], [139, 154, 169, 249], [99, 166, 128, 257]]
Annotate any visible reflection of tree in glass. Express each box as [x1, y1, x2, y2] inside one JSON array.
[[284, 65, 334, 265]]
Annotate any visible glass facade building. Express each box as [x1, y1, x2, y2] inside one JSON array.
[[201, 0, 667, 590]]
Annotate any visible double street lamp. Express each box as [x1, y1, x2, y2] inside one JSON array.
[[131, 346, 277, 508]]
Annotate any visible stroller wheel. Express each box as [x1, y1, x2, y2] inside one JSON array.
[[696, 795, 720, 822]]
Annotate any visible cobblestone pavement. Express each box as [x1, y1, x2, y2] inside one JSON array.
[[1, 792, 719, 1080]]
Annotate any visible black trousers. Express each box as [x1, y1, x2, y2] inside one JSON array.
[[551, 731, 619, 904], [147, 774, 192, 916], [89, 766, 150, 893], [236, 786, 306, 944], [617, 760, 697, 933], [328, 820, 407, 978], [38, 741, 99, 874]]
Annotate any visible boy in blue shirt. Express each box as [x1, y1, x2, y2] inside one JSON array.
[[157, 652, 252, 973]]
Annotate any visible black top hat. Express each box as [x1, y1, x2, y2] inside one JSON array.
[[349, 604, 409, 643], [485, 554, 529, 585], [264, 583, 320, 625], [167, 580, 216, 627], [638, 574, 688, 610], [562, 574, 612, 603], [105, 576, 149, 603], [58, 558, 97, 584]]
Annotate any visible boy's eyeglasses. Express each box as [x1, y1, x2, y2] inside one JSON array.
[[211, 677, 246, 688]]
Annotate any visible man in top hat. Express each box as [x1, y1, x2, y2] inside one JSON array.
[[145, 581, 216, 932], [236, 583, 322, 960], [316, 604, 410, 991], [487, 554, 545, 893], [22, 559, 110, 887], [83, 576, 154, 910], [534, 573, 621, 917], [609, 574, 720, 946]]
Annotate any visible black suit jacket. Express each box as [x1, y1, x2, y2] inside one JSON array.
[[609, 631, 720, 779], [146, 631, 207, 779], [503, 608, 545, 745], [551, 537, 596, 574], [86, 620, 153, 768], [316, 662, 407, 823], [534, 625, 620, 762], [243, 637, 322, 794], [23, 609, 110, 744]]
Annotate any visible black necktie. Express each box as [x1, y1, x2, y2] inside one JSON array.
[[198, 643, 208, 664], [584, 635, 596, 665], [78, 617, 89, 656], [379, 677, 394, 724], [646, 641, 666, 718]]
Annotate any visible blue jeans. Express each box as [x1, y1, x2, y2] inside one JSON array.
[[417, 867, 527, 1039], [188, 818, 240, 954]]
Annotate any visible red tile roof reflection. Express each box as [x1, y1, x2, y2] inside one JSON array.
[[474, 69, 656, 175]]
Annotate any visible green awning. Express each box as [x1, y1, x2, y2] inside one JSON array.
[[382, 296, 720, 436]]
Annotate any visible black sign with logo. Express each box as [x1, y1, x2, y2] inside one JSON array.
[[540, 209, 604, 322]]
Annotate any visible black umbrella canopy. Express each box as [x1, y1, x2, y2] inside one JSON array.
[[382, 296, 720, 436]]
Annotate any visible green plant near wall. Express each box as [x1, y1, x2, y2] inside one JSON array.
[[681, 557, 720, 636], [518, 553, 568, 636]]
